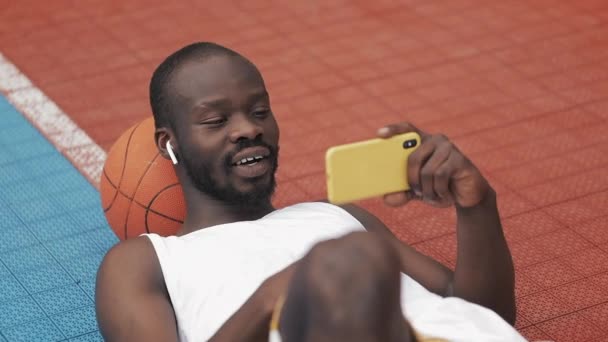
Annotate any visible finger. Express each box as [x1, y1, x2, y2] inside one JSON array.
[[377, 122, 427, 139], [407, 135, 440, 195], [433, 150, 458, 205], [419, 138, 452, 202]]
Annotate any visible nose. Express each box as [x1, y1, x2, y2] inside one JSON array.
[[228, 113, 263, 143]]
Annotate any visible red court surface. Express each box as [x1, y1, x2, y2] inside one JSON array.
[[2, 0, 608, 340]]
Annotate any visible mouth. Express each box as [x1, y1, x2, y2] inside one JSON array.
[[229, 146, 273, 178], [231, 146, 271, 166], [233, 154, 268, 166]]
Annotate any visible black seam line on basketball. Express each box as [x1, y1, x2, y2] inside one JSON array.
[[137, 193, 183, 224], [145, 183, 184, 234], [103, 168, 118, 189], [121, 123, 146, 239], [102, 181, 183, 223], [124, 152, 162, 239], [102, 170, 118, 212], [102, 174, 135, 213], [105, 123, 141, 215], [106, 186, 184, 224]]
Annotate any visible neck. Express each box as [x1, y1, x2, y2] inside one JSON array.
[[178, 181, 275, 236]]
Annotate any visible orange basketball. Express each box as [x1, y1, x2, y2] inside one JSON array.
[[100, 117, 185, 240]]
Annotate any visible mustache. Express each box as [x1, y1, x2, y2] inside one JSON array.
[[223, 137, 279, 167]]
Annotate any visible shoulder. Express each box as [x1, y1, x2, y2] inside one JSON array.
[[338, 203, 389, 232], [314, 200, 390, 234], [96, 236, 165, 293], [96, 238, 179, 340]]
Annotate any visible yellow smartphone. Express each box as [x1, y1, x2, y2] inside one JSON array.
[[325, 132, 421, 204]]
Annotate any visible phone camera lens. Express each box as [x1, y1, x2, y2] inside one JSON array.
[[403, 139, 417, 149]]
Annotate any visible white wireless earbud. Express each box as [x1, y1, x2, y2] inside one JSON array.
[[166, 141, 178, 165]]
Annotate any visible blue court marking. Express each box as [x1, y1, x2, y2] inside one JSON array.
[[0, 95, 117, 341]]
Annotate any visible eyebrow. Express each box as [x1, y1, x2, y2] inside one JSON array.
[[194, 98, 231, 110], [194, 90, 269, 109], [246, 89, 270, 102]]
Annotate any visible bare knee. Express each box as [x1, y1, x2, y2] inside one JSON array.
[[279, 232, 406, 342], [305, 232, 401, 281], [305, 232, 401, 302]]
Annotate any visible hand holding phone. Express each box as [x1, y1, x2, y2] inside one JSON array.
[[376, 122, 491, 208], [327, 122, 492, 208], [325, 132, 421, 204]]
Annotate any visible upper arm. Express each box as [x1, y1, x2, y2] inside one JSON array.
[[96, 237, 178, 342], [339, 203, 455, 296]]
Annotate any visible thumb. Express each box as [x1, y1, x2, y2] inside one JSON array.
[[383, 191, 415, 207]]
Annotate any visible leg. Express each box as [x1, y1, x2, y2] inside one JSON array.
[[279, 232, 415, 342]]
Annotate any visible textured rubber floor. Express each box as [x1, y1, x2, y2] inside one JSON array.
[[0, 96, 117, 341]]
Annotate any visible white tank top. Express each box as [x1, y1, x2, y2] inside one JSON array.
[[146, 202, 524, 342]]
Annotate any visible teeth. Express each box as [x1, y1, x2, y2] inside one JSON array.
[[235, 155, 266, 166]]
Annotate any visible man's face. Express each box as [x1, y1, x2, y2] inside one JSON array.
[[170, 56, 280, 205]]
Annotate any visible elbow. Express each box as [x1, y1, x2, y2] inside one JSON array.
[[450, 281, 517, 325], [473, 295, 517, 326], [479, 288, 517, 326], [499, 265, 517, 326], [499, 294, 517, 326], [506, 310, 516, 327], [482, 291, 517, 326]]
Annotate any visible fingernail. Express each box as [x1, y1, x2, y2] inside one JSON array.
[[378, 127, 389, 135]]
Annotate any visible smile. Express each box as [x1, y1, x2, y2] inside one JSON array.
[[234, 155, 267, 166]]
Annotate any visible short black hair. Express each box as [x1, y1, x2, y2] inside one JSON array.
[[149, 42, 242, 129]]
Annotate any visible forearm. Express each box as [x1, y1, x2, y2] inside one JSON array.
[[209, 288, 273, 342], [452, 188, 516, 324]]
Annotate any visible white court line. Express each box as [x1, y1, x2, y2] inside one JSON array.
[[0, 52, 106, 187]]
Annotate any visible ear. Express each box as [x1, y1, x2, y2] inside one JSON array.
[[155, 127, 178, 162]]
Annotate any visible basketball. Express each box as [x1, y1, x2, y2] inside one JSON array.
[[100, 117, 185, 240]]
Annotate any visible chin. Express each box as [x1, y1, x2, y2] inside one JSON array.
[[240, 183, 275, 201]]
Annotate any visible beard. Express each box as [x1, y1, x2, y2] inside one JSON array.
[[181, 138, 279, 206]]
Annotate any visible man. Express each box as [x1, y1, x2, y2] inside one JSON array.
[[96, 42, 523, 341]]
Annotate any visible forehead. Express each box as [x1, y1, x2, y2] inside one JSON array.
[[170, 55, 265, 106]]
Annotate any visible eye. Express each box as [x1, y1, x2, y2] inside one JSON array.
[[253, 108, 270, 118], [201, 117, 227, 127]]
